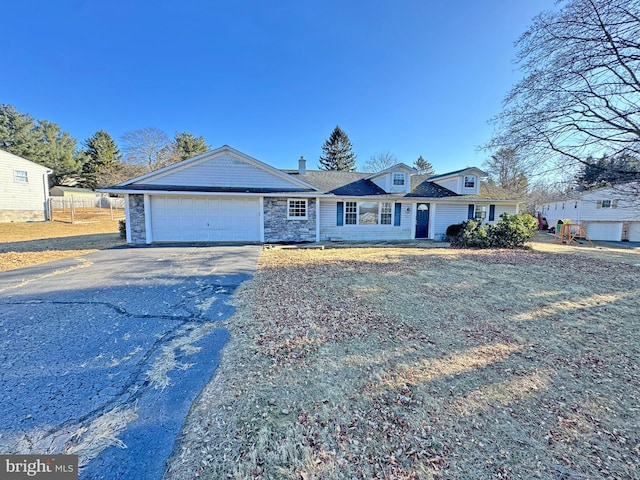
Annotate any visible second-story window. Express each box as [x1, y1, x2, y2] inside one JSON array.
[[464, 175, 476, 188], [393, 173, 405, 186]]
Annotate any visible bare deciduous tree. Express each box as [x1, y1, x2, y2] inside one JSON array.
[[362, 151, 398, 172], [121, 127, 174, 171], [487, 0, 640, 184]]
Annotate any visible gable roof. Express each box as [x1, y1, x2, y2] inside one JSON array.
[[0, 148, 52, 173], [51, 186, 95, 194], [364, 163, 417, 181], [118, 145, 318, 191], [427, 167, 487, 181]]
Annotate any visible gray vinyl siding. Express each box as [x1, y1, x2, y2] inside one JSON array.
[[319, 199, 412, 241], [134, 153, 299, 190]]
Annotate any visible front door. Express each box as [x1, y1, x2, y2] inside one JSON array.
[[415, 203, 429, 238]]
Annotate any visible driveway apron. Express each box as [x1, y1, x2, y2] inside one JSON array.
[[0, 245, 260, 479]]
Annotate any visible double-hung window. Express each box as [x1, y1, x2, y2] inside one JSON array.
[[14, 170, 28, 183], [345, 202, 357, 225], [380, 202, 392, 224], [287, 199, 308, 219], [393, 173, 405, 186]]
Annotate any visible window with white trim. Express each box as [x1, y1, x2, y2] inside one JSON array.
[[14, 170, 28, 183], [474, 204, 487, 220], [393, 173, 405, 186], [381, 202, 392, 224], [464, 175, 476, 188], [359, 202, 379, 225], [601, 200, 612, 208], [287, 199, 308, 219], [345, 201, 357, 224]]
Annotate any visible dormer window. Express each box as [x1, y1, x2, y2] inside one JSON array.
[[464, 175, 476, 188], [393, 173, 405, 186]]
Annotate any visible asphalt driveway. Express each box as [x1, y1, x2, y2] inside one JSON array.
[[0, 245, 260, 479]]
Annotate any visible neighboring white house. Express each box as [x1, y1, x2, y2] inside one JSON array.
[[99, 145, 521, 244], [539, 183, 640, 241], [0, 149, 52, 222]]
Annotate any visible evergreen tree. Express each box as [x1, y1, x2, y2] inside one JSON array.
[[173, 132, 209, 161], [82, 130, 122, 188], [413, 155, 435, 176], [32, 120, 81, 184], [576, 154, 640, 189], [0, 104, 44, 160], [318, 126, 357, 171]]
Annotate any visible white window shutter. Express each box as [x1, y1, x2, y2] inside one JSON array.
[[612, 199, 618, 208], [596, 200, 602, 209]]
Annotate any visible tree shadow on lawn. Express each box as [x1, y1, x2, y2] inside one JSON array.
[[0, 233, 124, 254], [179, 247, 640, 480]]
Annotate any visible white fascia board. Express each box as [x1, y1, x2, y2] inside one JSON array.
[[364, 163, 417, 180], [98, 189, 325, 197]]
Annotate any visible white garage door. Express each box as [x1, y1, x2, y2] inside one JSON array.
[[628, 223, 640, 242], [150, 196, 261, 242], [586, 222, 623, 241]]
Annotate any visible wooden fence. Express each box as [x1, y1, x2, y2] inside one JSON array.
[[49, 196, 125, 223]]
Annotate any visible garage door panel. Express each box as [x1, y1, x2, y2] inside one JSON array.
[[150, 196, 260, 242], [586, 222, 622, 241], [628, 223, 640, 242]]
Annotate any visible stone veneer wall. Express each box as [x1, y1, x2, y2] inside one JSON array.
[[128, 194, 146, 243], [263, 197, 316, 243]]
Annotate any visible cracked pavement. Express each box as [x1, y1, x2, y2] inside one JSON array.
[[0, 245, 260, 479]]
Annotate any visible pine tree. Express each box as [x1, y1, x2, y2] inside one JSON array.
[[413, 155, 435, 176], [82, 130, 122, 188], [318, 126, 357, 171], [173, 132, 209, 161]]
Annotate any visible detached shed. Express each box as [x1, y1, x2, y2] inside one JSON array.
[[50, 186, 96, 197]]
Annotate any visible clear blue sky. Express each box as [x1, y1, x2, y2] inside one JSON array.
[[1, 0, 556, 173]]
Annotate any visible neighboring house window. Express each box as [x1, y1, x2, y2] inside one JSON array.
[[287, 199, 308, 219], [464, 175, 475, 188], [393, 173, 405, 186], [14, 170, 28, 183], [381, 202, 392, 225], [345, 201, 357, 225], [601, 200, 611, 208]]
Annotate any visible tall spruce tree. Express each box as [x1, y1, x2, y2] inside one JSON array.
[[82, 130, 122, 188], [318, 126, 357, 171]]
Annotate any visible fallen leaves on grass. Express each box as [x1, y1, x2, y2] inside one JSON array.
[[166, 247, 640, 480]]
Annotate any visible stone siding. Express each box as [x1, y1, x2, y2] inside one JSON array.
[[264, 197, 316, 243], [128, 194, 146, 244]]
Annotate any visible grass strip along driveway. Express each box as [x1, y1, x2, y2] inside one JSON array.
[[167, 247, 639, 479]]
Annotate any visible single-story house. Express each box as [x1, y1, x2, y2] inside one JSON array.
[[0, 149, 52, 222], [99, 145, 522, 244], [50, 186, 96, 197], [539, 183, 640, 241]]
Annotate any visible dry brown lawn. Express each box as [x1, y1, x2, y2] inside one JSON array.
[[0, 211, 123, 272], [167, 246, 639, 480]]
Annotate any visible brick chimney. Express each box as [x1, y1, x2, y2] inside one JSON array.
[[298, 156, 306, 175]]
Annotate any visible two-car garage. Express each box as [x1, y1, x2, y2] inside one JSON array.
[[149, 196, 261, 242]]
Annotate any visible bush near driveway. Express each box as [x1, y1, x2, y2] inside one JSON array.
[[167, 248, 640, 480]]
